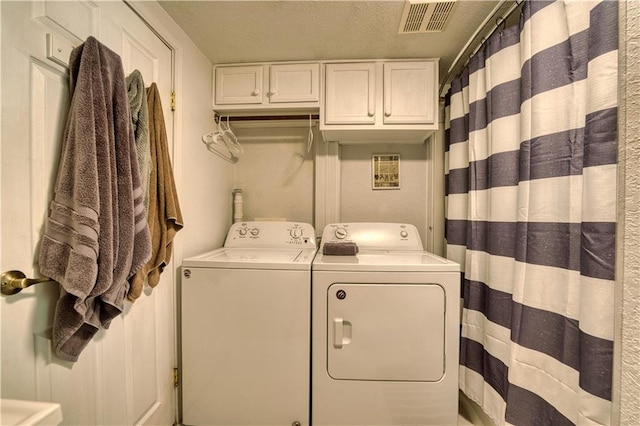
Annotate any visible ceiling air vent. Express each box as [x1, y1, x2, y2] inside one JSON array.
[[398, 0, 457, 34]]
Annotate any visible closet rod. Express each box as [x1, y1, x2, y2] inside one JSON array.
[[215, 114, 319, 123]]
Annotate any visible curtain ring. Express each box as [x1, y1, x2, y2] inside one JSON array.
[[495, 16, 506, 34]]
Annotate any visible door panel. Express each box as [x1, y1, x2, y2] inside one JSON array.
[[215, 65, 264, 104], [182, 267, 310, 425], [31, 0, 98, 42], [324, 63, 376, 124], [327, 283, 445, 381], [99, 4, 175, 423], [383, 61, 436, 124], [1, 1, 175, 424], [269, 63, 320, 103]]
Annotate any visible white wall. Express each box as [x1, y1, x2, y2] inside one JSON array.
[[340, 143, 429, 244], [132, 2, 234, 259], [232, 126, 315, 224]]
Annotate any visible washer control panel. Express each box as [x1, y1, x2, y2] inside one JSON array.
[[224, 221, 316, 248], [321, 223, 424, 251]]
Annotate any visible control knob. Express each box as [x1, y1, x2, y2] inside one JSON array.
[[290, 228, 302, 239], [334, 228, 348, 239], [250, 228, 260, 236]]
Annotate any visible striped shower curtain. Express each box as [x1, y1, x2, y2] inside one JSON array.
[[445, 1, 617, 424]]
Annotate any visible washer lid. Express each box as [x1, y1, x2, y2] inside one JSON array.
[[313, 250, 460, 272], [183, 247, 317, 270]]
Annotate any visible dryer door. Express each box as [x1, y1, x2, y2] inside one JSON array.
[[327, 283, 445, 381]]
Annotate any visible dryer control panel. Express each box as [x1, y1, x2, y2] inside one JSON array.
[[321, 222, 424, 251], [225, 221, 316, 248]]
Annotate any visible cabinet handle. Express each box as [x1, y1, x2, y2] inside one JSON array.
[[384, 93, 392, 117], [368, 69, 375, 117], [269, 68, 277, 97], [367, 95, 375, 117], [251, 89, 260, 96]]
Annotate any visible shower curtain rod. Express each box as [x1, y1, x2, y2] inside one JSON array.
[[440, 0, 524, 96]]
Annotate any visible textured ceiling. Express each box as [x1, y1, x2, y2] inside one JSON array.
[[158, 1, 516, 89]]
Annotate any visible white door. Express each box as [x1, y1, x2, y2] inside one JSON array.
[[214, 65, 264, 105], [1, 1, 175, 425], [383, 61, 437, 125], [269, 63, 320, 103], [324, 62, 376, 124]]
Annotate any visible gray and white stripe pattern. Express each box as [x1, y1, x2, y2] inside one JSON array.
[[445, 1, 617, 424]]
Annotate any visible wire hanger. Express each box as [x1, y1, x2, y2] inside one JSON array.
[[202, 117, 237, 163], [219, 116, 244, 157], [307, 114, 314, 153]]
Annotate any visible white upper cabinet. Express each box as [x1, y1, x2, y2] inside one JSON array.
[[214, 62, 320, 112], [269, 63, 320, 103], [211, 59, 439, 143], [215, 65, 264, 105], [321, 60, 439, 143], [383, 61, 436, 124], [324, 62, 376, 124]]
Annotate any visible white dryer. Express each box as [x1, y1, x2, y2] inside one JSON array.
[[312, 223, 460, 425], [181, 221, 316, 426]]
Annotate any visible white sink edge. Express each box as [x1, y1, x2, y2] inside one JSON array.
[[0, 399, 63, 425]]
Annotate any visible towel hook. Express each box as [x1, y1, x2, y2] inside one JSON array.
[[1, 270, 55, 295]]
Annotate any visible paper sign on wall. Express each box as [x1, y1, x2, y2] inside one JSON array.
[[372, 154, 400, 190]]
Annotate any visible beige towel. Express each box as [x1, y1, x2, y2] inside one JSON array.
[[38, 36, 151, 361], [128, 83, 184, 301]]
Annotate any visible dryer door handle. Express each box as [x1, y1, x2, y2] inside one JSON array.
[[333, 318, 344, 348], [332, 318, 352, 349]]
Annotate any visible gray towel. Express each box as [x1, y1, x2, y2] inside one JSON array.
[[38, 36, 151, 362], [126, 70, 151, 212], [323, 242, 359, 255]]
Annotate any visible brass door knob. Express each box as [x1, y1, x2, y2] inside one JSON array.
[[1, 270, 54, 295]]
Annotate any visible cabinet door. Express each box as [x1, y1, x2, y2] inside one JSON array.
[[269, 63, 319, 103], [324, 62, 376, 124], [383, 61, 436, 124], [215, 65, 263, 104]]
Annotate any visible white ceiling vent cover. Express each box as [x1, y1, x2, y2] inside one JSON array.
[[398, 0, 457, 34]]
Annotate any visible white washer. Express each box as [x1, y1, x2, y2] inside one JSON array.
[[312, 223, 461, 425], [181, 221, 316, 426]]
